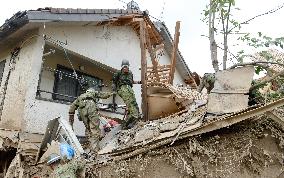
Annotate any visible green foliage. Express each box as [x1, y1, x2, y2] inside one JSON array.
[[203, 0, 238, 33], [203, 0, 284, 69], [236, 50, 245, 62], [238, 33, 284, 49], [258, 51, 273, 61], [254, 66, 264, 75]]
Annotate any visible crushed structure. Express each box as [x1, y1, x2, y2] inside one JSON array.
[[0, 4, 284, 178]]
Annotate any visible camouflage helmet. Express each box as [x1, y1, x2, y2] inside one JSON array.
[[121, 59, 130, 68]]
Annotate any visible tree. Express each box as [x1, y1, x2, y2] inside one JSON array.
[[204, 0, 237, 72], [203, 0, 284, 72]]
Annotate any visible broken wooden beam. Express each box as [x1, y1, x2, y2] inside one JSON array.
[[169, 21, 181, 84], [145, 24, 160, 82], [140, 20, 148, 121]]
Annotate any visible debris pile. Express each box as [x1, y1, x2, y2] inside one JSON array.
[[99, 86, 208, 155], [93, 118, 284, 178], [3, 66, 284, 177]]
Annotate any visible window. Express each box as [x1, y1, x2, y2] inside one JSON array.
[[53, 65, 102, 102], [0, 60, 6, 83]]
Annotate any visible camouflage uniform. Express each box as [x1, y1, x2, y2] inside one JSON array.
[[52, 159, 85, 178], [69, 90, 113, 151], [198, 73, 215, 94], [112, 70, 139, 127]]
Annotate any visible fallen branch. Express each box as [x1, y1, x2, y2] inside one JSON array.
[[250, 69, 284, 91]]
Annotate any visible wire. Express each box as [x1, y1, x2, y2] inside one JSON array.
[[148, 14, 162, 22], [118, 0, 127, 4], [158, 0, 166, 21], [62, 47, 82, 87]]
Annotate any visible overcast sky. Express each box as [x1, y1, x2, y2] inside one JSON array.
[[0, 0, 284, 75]]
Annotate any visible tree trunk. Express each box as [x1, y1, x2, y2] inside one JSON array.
[[222, 2, 231, 70], [209, 0, 219, 72]]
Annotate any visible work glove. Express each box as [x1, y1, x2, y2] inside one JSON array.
[[69, 114, 74, 129]]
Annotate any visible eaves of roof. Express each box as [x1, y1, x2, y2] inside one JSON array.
[[0, 7, 144, 42], [0, 11, 29, 42]]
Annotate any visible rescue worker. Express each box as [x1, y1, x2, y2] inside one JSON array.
[[47, 144, 85, 178], [198, 73, 215, 94], [112, 59, 141, 129], [69, 87, 114, 152]]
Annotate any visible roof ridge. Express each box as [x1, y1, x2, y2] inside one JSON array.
[[27, 7, 143, 15]]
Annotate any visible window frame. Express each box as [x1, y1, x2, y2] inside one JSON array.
[[53, 64, 103, 102]]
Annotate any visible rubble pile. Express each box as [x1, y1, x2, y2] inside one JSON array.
[[94, 117, 284, 178], [0, 130, 18, 151], [4, 73, 284, 177], [99, 86, 208, 155], [166, 84, 208, 101]]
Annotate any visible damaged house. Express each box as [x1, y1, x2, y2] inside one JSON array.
[[0, 6, 192, 176], [1, 4, 284, 178]]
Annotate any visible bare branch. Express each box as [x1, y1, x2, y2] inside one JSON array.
[[216, 44, 238, 61], [228, 2, 284, 33]]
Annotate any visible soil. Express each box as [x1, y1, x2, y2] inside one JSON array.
[[6, 115, 284, 178], [93, 117, 284, 178]]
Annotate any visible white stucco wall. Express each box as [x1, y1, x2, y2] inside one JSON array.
[[43, 25, 185, 107], [0, 24, 186, 134], [0, 35, 44, 130]]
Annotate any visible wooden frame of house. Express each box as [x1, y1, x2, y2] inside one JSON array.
[[0, 7, 191, 146]]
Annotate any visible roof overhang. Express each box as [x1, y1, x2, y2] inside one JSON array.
[[0, 8, 191, 79]]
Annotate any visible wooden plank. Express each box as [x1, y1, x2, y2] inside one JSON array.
[[140, 20, 148, 121], [133, 23, 140, 31], [147, 76, 166, 81], [150, 70, 169, 75], [147, 68, 170, 72], [145, 17, 161, 45], [145, 26, 160, 82], [153, 44, 164, 54], [147, 72, 169, 78], [169, 21, 181, 84], [147, 64, 171, 69]]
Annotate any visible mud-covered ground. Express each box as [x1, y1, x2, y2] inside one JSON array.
[[94, 117, 284, 178], [17, 115, 284, 178]]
